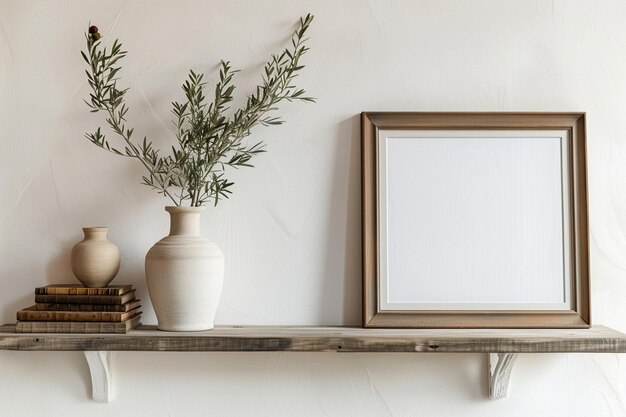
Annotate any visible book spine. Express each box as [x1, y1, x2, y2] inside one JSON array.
[[35, 286, 130, 296], [34, 303, 127, 312], [16, 309, 140, 322], [16, 316, 141, 334], [35, 293, 132, 305]]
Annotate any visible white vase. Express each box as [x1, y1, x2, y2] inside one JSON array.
[[145, 206, 224, 331], [71, 227, 121, 288]]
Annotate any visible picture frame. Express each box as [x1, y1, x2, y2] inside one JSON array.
[[362, 112, 590, 328]]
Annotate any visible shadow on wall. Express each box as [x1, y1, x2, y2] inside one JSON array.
[[0, 221, 154, 324], [1, 239, 74, 321], [114, 351, 488, 407], [320, 114, 362, 325], [1, 292, 32, 324], [47, 245, 74, 284]]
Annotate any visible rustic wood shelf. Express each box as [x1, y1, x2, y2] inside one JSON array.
[[1, 324, 625, 402], [3, 324, 626, 352]]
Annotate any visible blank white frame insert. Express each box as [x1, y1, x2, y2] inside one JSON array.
[[377, 129, 572, 311]]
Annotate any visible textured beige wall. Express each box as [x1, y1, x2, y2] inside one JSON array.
[[1, 0, 626, 415]]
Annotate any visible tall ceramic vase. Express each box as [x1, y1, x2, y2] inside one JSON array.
[[145, 206, 224, 331]]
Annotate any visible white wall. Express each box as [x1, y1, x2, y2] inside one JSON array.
[[2, 0, 626, 415]]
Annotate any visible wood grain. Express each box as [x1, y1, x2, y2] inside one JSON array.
[[0, 324, 624, 353], [489, 353, 518, 399]]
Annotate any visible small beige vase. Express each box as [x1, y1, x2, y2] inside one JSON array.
[[71, 227, 121, 288]]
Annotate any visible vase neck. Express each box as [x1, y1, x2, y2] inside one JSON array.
[[83, 227, 108, 241], [166, 206, 205, 237]]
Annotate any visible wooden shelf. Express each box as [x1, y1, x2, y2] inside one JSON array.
[[2, 324, 624, 403], [1, 324, 625, 353]]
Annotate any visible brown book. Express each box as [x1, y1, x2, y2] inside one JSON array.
[[35, 290, 136, 305], [17, 306, 141, 322], [15, 315, 142, 334], [33, 299, 141, 312], [35, 284, 133, 296]]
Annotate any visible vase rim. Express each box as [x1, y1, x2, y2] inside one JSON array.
[[165, 206, 206, 212], [82, 227, 108, 232]]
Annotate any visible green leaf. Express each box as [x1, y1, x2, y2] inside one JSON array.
[[81, 14, 315, 207]]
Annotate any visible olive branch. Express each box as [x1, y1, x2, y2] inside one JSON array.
[[82, 14, 314, 206]]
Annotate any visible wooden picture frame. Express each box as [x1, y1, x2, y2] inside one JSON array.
[[362, 112, 590, 328]]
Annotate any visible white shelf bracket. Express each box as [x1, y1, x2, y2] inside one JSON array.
[[488, 353, 518, 400], [84, 351, 115, 403]]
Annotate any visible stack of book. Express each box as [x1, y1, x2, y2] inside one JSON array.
[[16, 284, 142, 334]]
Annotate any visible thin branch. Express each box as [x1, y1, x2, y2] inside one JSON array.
[[82, 14, 315, 207]]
